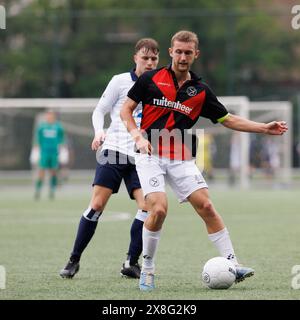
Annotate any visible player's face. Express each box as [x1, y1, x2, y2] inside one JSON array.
[[134, 48, 159, 77], [46, 112, 56, 123], [169, 40, 200, 74]]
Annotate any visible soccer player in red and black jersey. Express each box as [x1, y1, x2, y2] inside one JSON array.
[[121, 30, 288, 291]]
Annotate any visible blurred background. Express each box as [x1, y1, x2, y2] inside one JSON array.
[[0, 0, 300, 188]]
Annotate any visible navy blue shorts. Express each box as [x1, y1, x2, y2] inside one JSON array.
[[93, 149, 141, 199]]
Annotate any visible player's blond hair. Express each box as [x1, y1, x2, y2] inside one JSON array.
[[171, 30, 199, 49]]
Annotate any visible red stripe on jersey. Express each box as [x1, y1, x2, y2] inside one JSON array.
[[183, 90, 206, 120], [141, 104, 170, 130], [152, 69, 177, 101]]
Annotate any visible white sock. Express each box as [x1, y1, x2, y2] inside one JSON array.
[[208, 227, 238, 265], [82, 206, 102, 222], [142, 226, 161, 273], [135, 209, 148, 222]]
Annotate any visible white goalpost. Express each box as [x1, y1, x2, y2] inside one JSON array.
[[219, 96, 250, 188]]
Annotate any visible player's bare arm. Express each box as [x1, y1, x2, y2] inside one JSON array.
[[120, 97, 153, 154], [222, 113, 288, 135]]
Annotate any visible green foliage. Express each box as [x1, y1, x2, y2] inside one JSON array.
[[0, 0, 299, 99]]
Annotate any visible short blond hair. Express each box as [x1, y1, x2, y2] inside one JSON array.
[[171, 30, 199, 49]]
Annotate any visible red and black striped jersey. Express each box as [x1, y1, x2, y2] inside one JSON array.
[[127, 65, 229, 160]]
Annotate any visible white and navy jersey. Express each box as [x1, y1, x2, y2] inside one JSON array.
[[92, 70, 142, 157]]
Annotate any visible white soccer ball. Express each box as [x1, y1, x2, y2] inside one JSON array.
[[202, 257, 236, 289]]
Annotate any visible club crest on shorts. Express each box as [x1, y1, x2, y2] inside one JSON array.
[[186, 86, 197, 97], [149, 177, 159, 187]]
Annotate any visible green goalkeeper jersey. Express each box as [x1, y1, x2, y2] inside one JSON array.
[[36, 121, 65, 154]]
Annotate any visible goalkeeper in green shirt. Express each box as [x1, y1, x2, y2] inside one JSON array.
[[33, 110, 65, 199]]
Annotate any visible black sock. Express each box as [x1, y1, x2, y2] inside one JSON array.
[[127, 218, 144, 265], [70, 209, 101, 261]]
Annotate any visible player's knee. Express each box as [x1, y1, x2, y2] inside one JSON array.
[[198, 200, 217, 218], [152, 205, 167, 219], [202, 200, 214, 212], [91, 198, 105, 212], [136, 199, 147, 211]]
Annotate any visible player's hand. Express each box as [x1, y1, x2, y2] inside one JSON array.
[[135, 136, 153, 155], [265, 121, 288, 135], [91, 131, 106, 151]]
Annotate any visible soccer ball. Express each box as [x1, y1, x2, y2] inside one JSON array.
[[202, 257, 236, 289]]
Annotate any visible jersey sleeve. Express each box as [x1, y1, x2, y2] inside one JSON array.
[[200, 85, 229, 124], [92, 75, 119, 133], [127, 73, 148, 104]]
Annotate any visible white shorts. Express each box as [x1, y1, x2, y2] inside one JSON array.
[[135, 154, 208, 203]]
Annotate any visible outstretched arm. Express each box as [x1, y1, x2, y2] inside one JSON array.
[[222, 114, 288, 135], [120, 98, 152, 154]]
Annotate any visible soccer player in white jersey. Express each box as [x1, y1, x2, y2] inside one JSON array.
[[60, 38, 159, 279], [120, 30, 288, 291]]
